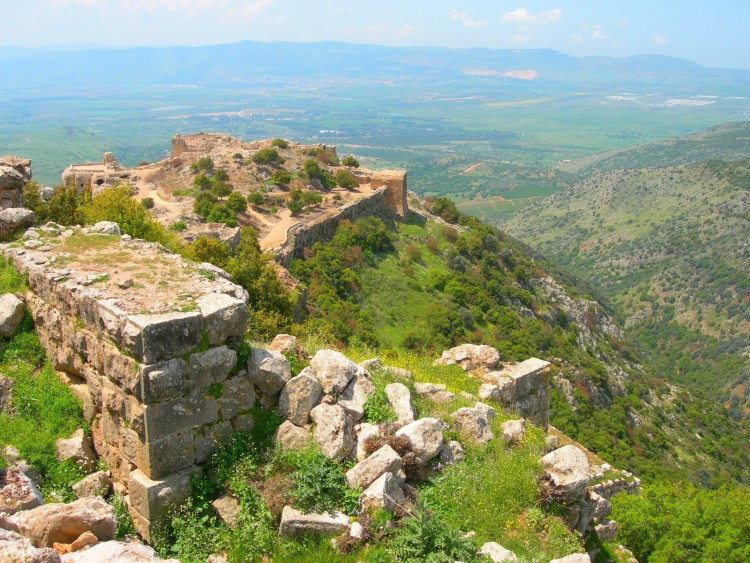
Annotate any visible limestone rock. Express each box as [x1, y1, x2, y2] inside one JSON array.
[[0, 293, 25, 338], [450, 406, 494, 445], [500, 419, 525, 445], [59, 540, 179, 562], [309, 403, 355, 460], [540, 445, 591, 503], [346, 444, 402, 490], [485, 358, 551, 428], [394, 418, 444, 463], [588, 491, 612, 523], [434, 344, 500, 372], [0, 157, 31, 210], [359, 472, 404, 511], [338, 373, 375, 422], [310, 349, 357, 394], [278, 373, 322, 426], [218, 375, 255, 421], [274, 420, 312, 450], [355, 422, 380, 461], [478, 541, 518, 562], [196, 293, 249, 345], [71, 471, 111, 499], [549, 554, 590, 563], [0, 529, 61, 563], [10, 496, 116, 548], [212, 495, 242, 528], [438, 440, 465, 465], [358, 358, 383, 372], [413, 382, 455, 404], [278, 506, 349, 538], [55, 430, 96, 473], [0, 466, 43, 514], [384, 382, 415, 426], [268, 334, 307, 359], [247, 349, 291, 395], [349, 521, 364, 539], [595, 519, 617, 542]]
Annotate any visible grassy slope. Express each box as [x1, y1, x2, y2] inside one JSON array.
[[502, 159, 750, 425]]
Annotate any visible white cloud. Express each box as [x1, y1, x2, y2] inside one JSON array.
[[398, 24, 415, 38], [652, 35, 668, 45], [590, 24, 610, 41], [512, 25, 533, 43], [224, 0, 275, 21], [365, 23, 389, 35], [502, 7, 561, 25], [449, 9, 486, 29]]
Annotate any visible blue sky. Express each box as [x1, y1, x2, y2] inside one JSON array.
[[3, 1, 749, 69]]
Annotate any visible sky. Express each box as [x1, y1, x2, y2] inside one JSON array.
[[2, 1, 749, 69]]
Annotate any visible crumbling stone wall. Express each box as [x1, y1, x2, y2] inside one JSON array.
[[4, 234, 255, 541]]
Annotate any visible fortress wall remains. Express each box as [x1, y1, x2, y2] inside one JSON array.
[[4, 239, 255, 541]]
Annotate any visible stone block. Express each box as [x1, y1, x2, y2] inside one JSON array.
[[278, 506, 349, 538], [139, 358, 186, 404], [121, 312, 203, 364], [142, 390, 218, 441], [128, 466, 196, 522], [130, 431, 196, 480], [231, 412, 255, 433], [186, 346, 236, 389], [196, 293, 249, 345], [194, 421, 233, 464], [218, 375, 255, 420]]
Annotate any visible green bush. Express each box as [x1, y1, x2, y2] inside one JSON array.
[[141, 197, 155, 209], [247, 190, 266, 206], [193, 192, 217, 218], [252, 148, 285, 166], [270, 169, 292, 186], [170, 220, 187, 231], [226, 192, 248, 213], [335, 169, 358, 190], [271, 138, 289, 149], [22, 182, 48, 223], [190, 157, 214, 173], [342, 155, 360, 168]]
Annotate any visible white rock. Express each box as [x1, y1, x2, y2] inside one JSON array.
[[71, 471, 111, 499], [355, 423, 381, 461], [247, 349, 292, 395], [540, 445, 591, 503], [478, 541, 518, 562], [500, 419, 525, 445], [310, 349, 357, 394], [349, 521, 364, 539], [549, 554, 590, 563], [0, 294, 25, 338], [359, 472, 404, 511], [384, 382, 415, 426], [274, 420, 311, 450], [450, 406, 494, 445], [278, 373, 322, 426], [60, 540, 179, 562], [394, 418, 444, 463], [339, 373, 375, 422], [346, 444, 402, 490], [310, 403, 355, 460], [413, 382, 455, 404], [55, 429, 96, 472], [278, 506, 349, 538]]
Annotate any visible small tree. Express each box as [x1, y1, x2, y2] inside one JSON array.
[[252, 148, 284, 166], [194, 192, 217, 218], [247, 191, 266, 207], [190, 157, 214, 173], [211, 181, 233, 198], [335, 169, 358, 190], [271, 138, 289, 149], [141, 197, 155, 209], [226, 191, 248, 213], [302, 159, 322, 178], [287, 198, 304, 216], [341, 155, 359, 168], [270, 169, 291, 186]]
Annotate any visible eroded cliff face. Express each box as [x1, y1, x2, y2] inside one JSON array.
[[0, 157, 31, 210], [2, 225, 254, 540]]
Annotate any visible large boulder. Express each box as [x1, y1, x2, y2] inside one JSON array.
[[247, 349, 292, 396], [0, 157, 31, 210], [278, 371, 322, 426], [9, 497, 116, 548], [450, 406, 494, 445], [384, 382, 415, 426], [268, 334, 307, 360], [359, 472, 404, 511], [345, 444, 402, 490], [0, 529, 60, 563], [274, 420, 311, 451], [71, 472, 111, 499], [55, 430, 96, 473], [59, 540, 180, 562], [434, 344, 500, 372], [413, 382, 455, 404], [278, 506, 349, 538], [595, 519, 618, 542], [588, 491, 612, 523], [540, 445, 591, 503], [394, 418, 444, 463], [0, 466, 43, 514], [338, 372, 375, 422], [309, 402, 355, 460], [0, 294, 25, 338], [310, 349, 357, 394], [478, 542, 518, 562]]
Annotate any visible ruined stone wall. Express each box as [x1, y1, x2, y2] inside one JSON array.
[[277, 187, 394, 267], [0, 156, 31, 209], [4, 237, 255, 541]]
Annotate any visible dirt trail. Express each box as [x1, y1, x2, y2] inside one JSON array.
[[259, 209, 296, 250], [460, 162, 483, 175]]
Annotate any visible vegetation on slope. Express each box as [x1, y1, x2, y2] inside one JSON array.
[[290, 205, 750, 486], [503, 158, 750, 427]]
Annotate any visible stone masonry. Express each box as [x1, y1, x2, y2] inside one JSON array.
[[2, 227, 254, 541]]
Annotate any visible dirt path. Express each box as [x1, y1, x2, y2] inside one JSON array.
[[259, 208, 296, 250], [460, 162, 483, 175]]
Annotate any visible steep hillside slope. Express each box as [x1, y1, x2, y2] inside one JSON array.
[[503, 158, 750, 426], [291, 197, 750, 485]]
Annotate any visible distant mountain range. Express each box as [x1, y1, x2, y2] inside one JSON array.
[[1, 40, 749, 93]]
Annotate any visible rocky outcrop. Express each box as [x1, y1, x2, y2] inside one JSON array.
[[310, 349, 357, 394], [540, 445, 592, 534], [0, 529, 61, 563], [59, 540, 179, 562], [359, 472, 404, 511], [0, 209, 35, 238], [480, 358, 551, 428], [278, 372, 322, 426], [434, 344, 500, 372], [0, 157, 31, 210]]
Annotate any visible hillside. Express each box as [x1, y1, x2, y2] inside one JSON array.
[[503, 158, 750, 427], [289, 196, 750, 485]]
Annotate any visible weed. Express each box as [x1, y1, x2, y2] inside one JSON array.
[[362, 371, 397, 424], [206, 382, 223, 399]]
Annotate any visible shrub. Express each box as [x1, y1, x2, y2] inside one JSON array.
[[247, 190, 266, 206], [432, 197, 460, 223], [193, 174, 211, 190], [271, 138, 289, 149], [269, 169, 291, 186], [193, 192, 217, 218], [232, 152, 244, 160], [252, 148, 284, 166], [342, 155, 360, 168], [141, 197, 155, 209], [210, 181, 233, 199], [47, 185, 86, 226], [170, 220, 187, 231], [206, 204, 236, 226], [190, 156, 214, 173], [302, 159, 322, 178], [22, 182, 48, 223], [335, 169, 358, 190], [287, 198, 304, 216], [226, 191, 247, 213]]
